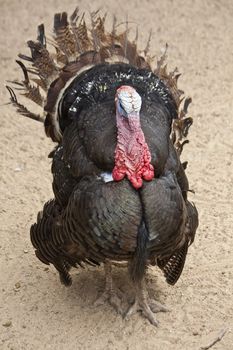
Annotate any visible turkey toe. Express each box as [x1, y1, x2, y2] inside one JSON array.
[[94, 262, 124, 314], [95, 287, 124, 315], [125, 299, 159, 327]]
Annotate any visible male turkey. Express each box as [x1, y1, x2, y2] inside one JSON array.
[[7, 9, 198, 326]]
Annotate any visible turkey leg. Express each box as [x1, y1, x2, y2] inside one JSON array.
[[94, 261, 124, 314], [125, 278, 168, 326]]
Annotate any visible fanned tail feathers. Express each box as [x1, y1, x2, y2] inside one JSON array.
[[7, 8, 192, 148], [6, 86, 43, 122], [154, 45, 193, 155]]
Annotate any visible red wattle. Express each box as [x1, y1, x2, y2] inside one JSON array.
[[112, 112, 154, 189]]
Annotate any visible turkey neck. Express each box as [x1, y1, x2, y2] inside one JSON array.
[[112, 109, 154, 189]]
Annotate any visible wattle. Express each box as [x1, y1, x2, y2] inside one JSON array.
[[112, 115, 154, 189]]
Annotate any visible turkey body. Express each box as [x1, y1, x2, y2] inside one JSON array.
[[32, 63, 189, 282], [9, 10, 198, 325]]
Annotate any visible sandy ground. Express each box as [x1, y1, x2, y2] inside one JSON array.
[[0, 0, 233, 349]]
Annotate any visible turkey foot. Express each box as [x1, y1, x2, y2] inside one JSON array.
[[125, 279, 168, 326], [95, 261, 124, 315]]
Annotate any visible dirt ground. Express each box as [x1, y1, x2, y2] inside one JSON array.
[[0, 0, 233, 349]]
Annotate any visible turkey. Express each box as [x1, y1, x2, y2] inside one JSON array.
[[7, 9, 198, 326]]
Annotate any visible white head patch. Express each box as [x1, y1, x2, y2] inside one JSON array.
[[117, 86, 142, 114]]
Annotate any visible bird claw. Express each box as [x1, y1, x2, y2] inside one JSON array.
[[95, 287, 125, 315], [149, 299, 169, 313], [124, 298, 168, 326]]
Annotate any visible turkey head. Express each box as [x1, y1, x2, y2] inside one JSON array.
[[113, 86, 154, 189]]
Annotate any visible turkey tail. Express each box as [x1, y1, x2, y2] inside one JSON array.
[[6, 86, 43, 122], [128, 220, 149, 282], [171, 96, 193, 155], [7, 8, 187, 142], [154, 46, 194, 155]]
